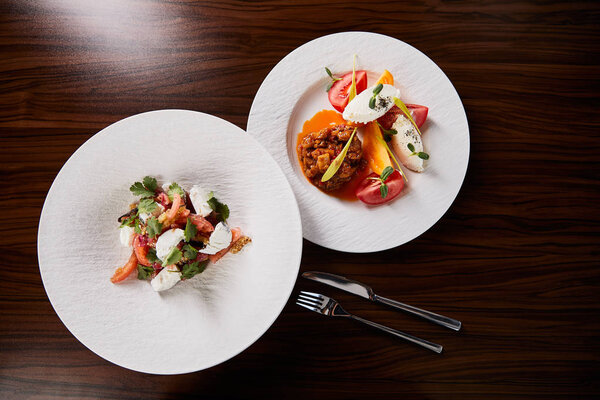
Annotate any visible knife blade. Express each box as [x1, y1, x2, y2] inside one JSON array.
[[302, 271, 462, 331]]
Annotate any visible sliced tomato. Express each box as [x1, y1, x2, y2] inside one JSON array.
[[355, 170, 404, 205], [133, 234, 152, 266], [328, 70, 367, 113], [110, 252, 139, 283], [190, 215, 214, 235], [377, 104, 429, 130]]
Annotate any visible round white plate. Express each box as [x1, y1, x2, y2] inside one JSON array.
[[38, 110, 302, 374], [248, 32, 469, 253]]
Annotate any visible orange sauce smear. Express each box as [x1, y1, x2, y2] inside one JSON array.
[[296, 110, 371, 202]]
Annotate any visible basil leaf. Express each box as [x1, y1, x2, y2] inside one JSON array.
[[130, 182, 154, 198], [184, 218, 197, 242], [146, 217, 162, 239], [407, 143, 415, 152], [380, 184, 389, 199], [380, 166, 394, 181], [418, 152, 430, 160], [181, 260, 208, 280], [167, 182, 186, 201], [163, 247, 182, 266], [146, 248, 161, 265], [142, 176, 157, 192], [137, 264, 154, 280], [182, 244, 198, 260], [207, 195, 230, 222], [138, 198, 158, 214]]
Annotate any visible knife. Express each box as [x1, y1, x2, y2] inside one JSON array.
[[302, 271, 462, 331]]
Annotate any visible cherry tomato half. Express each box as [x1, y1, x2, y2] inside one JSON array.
[[355, 170, 404, 205], [377, 104, 429, 130], [328, 70, 368, 113]]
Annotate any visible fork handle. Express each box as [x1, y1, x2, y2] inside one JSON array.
[[374, 295, 462, 331], [350, 315, 443, 353]]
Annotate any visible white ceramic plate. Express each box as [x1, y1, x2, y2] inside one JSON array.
[[38, 110, 302, 374], [247, 32, 469, 253]]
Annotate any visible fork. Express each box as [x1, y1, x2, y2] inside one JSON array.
[[297, 291, 443, 353]]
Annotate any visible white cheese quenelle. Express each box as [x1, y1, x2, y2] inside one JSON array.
[[155, 228, 185, 262], [389, 114, 425, 172], [200, 222, 232, 255], [343, 84, 400, 123], [150, 265, 181, 291], [189, 185, 213, 217], [119, 225, 135, 247]]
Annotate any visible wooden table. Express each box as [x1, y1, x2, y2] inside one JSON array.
[[1, 1, 599, 398]]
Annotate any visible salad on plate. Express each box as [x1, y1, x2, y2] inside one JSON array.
[[111, 176, 251, 291], [296, 57, 431, 206]]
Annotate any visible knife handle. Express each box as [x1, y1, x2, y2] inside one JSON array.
[[374, 295, 462, 331]]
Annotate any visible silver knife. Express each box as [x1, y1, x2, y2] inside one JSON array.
[[302, 271, 462, 331]]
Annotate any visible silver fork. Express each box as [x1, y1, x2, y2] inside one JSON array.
[[297, 291, 443, 353]]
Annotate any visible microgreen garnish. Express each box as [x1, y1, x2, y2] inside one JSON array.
[[146, 217, 162, 239], [321, 127, 357, 182], [130, 176, 157, 198], [182, 244, 198, 260], [137, 264, 154, 280], [393, 97, 422, 136], [376, 121, 398, 142], [369, 83, 384, 110], [163, 247, 182, 266], [146, 248, 161, 265], [406, 143, 430, 160], [138, 198, 158, 214], [348, 54, 358, 101], [375, 135, 408, 183], [324, 67, 342, 92], [167, 182, 185, 201], [367, 166, 394, 199], [207, 193, 230, 222], [181, 260, 208, 280], [184, 218, 197, 242]]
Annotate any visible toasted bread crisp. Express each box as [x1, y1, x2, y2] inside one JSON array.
[[230, 236, 251, 254]]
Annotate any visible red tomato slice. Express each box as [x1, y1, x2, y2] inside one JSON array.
[[355, 170, 404, 205], [133, 234, 152, 266], [377, 104, 429, 130], [328, 70, 368, 113], [110, 252, 139, 283]]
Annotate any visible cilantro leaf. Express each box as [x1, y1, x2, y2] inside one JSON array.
[[163, 247, 182, 266], [138, 198, 158, 214], [167, 182, 186, 201], [134, 223, 142, 234], [207, 194, 230, 222], [181, 260, 208, 280], [146, 248, 161, 265], [137, 264, 154, 280], [143, 176, 158, 192], [130, 182, 155, 198], [146, 217, 162, 239], [182, 244, 198, 260], [184, 218, 197, 242]]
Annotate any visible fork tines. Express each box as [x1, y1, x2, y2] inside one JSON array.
[[296, 291, 326, 312]]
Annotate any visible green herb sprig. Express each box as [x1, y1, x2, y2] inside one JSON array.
[[369, 83, 383, 110], [163, 247, 182, 266], [146, 248, 161, 265], [146, 217, 162, 239], [376, 121, 398, 142], [167, 182, 185, 201], [407, 143, 430, 160], [182, 244, 198, 260], [207, 193, 229, 222], [184, 218, 197, 242], [324, 67, 342, 92], [137, 264, 154, 280], [181, 260, 208, 280], [367, 166, 395, 198], [130, 176, 157, 198]]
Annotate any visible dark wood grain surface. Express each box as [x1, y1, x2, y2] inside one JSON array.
[[1, 1, 599, 399]]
